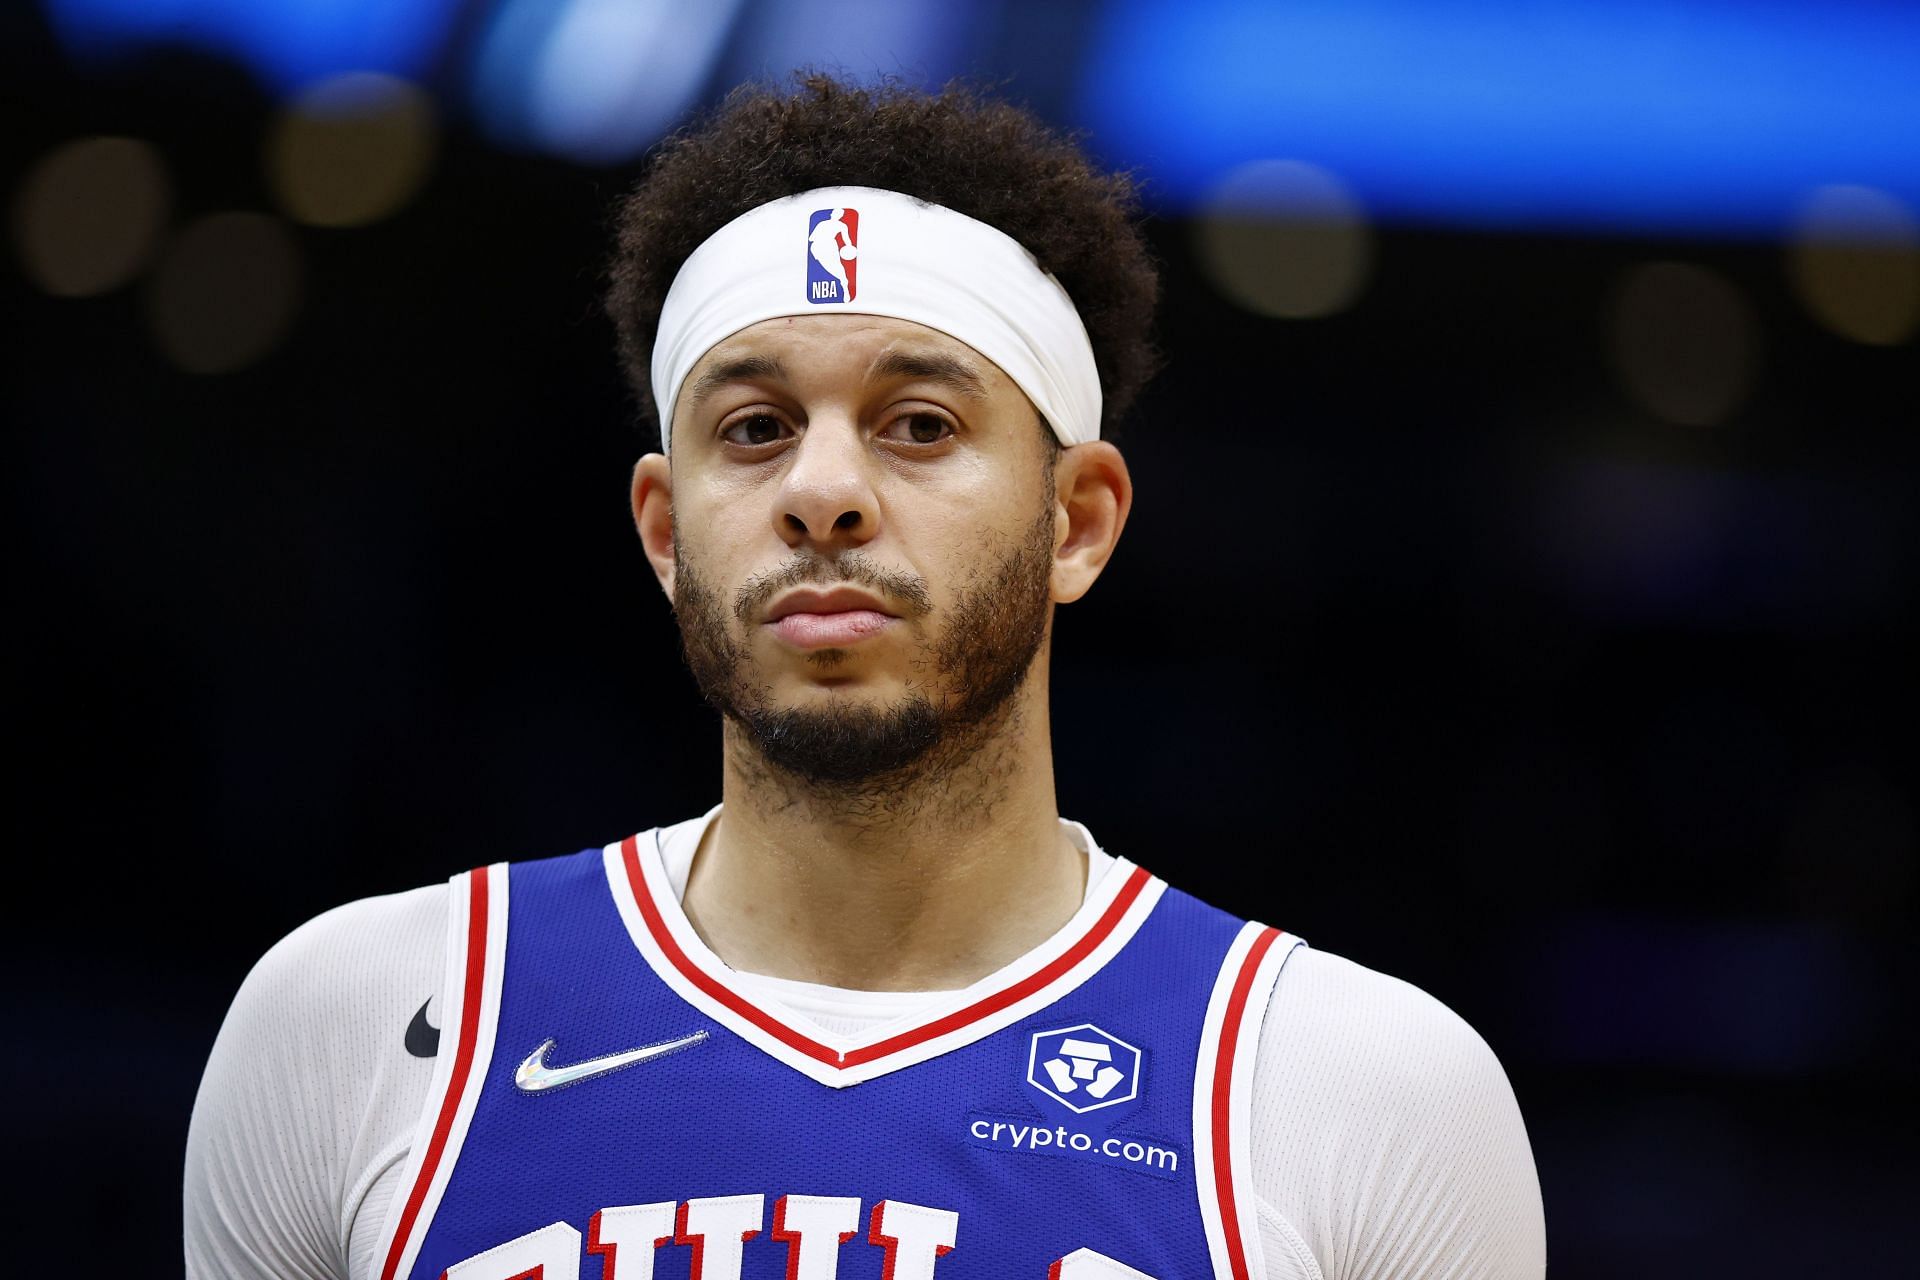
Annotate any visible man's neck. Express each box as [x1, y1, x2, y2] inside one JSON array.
[[681, 682, 1085, 992]]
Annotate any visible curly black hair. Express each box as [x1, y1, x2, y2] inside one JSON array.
[[605, 74, 1161, 448]]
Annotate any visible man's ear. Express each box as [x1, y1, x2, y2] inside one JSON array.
[[631, 453, 676, 599], [1050, 440, 1132, 604]]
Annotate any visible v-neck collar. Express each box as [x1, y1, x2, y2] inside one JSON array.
[[599, 826, 1165, 1087]]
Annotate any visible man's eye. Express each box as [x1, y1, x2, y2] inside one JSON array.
[[888, 413, 954, 445], [722, 414, 788, 446]]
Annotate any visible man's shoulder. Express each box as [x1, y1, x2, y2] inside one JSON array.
[[1249, 947, 1546, 1278], [188, 882, 454, 1280], [1270, 945, 1506, 1077], [245, 835, 656, 1007], [244, 882, 449, 1007], [215, 881, 453, 1076], [1255, 942, 1522, 1145]]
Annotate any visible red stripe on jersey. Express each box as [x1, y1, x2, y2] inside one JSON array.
[[381, 865, 491, 1280], [619, 835, 1152, 1070], [842, 866, 1151, 1067], [1211, 926, 1281, 1280], [621, 836, 842, 1063]]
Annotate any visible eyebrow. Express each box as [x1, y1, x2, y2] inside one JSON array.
[[681, 346, 990, 415], [867, 349, 989, 401], [683, 354, 788, 412]]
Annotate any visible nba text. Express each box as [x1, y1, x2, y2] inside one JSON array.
[[441, 1193, 1161, 1279]]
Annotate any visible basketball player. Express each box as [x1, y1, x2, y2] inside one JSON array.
[[807, 207, 858, 300], [186, 77, 1545, 1280]]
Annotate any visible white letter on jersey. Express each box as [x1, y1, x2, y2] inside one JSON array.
[[675, 1193, 765, 1280], [867, 1200, 958, 1280], [1048, 1247, 1162, 1279], [444, 1220, 581, 1280], [587, 1201, 676, 1280], [770, 1194, 861, 1279]]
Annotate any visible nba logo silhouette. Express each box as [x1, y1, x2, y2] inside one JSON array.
[[806, 207, 859, 303]]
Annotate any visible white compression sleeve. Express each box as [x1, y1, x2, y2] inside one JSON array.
[[1246, 949, 1547, 1280], [184, 883, 447, 1280]]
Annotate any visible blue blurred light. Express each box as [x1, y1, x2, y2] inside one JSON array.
[[1080, 0, 1920, 235], [43, 0, 464, 93], [719, 0, 983, 92], [472, 0, 747, 165]]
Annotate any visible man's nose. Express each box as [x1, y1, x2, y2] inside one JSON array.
[[774, 418, 879, 549]]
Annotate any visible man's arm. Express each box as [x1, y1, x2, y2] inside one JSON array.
[[1248, 948, 1547, 1280], [185, 884, 446, 1280]]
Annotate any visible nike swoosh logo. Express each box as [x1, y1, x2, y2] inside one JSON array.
[[405, 999, 439, 1059], [514, 1030, 709, 1093]]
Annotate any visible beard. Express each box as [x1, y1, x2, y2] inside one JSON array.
[[672, 511, 1054, 789]]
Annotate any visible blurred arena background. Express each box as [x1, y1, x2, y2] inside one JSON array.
[[3, 1, 1915, 1274]]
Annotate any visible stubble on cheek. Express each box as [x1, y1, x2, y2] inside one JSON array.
[[671, 548, 755, 722], [927, 514, 1055, 727]]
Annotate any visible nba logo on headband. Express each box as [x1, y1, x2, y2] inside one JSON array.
[[806, 207, 859, 303]]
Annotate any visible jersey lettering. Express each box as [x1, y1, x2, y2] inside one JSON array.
[[443, 1197, 1141, 1279], [443, 1220, 580, 1280], [867, 1200, 958, 1280], [770, 1194, 861, 1280], [1048, 1248, 1161, 1279], [586, 1202, 675, 1280], [674, 1194, 764, 1280]]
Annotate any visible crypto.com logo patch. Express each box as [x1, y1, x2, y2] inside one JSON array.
[[1026, 1024, 1141, 1114]]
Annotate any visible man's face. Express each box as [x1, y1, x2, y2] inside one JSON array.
[[662, 314, 1062, 786]]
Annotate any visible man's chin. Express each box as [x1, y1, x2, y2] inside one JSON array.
[[757, 657, 914, 698], [730, 695, 944, 787]]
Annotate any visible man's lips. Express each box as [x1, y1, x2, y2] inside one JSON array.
[[769, 609, 896, 648], [762, 586, 900, 649], [764, 586, 895, 622]]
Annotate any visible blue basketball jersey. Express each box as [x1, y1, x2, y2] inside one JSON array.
[[372, 830, 1303, 1280]]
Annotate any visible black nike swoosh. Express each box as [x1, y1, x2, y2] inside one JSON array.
[[405, 998, 440, 1059]]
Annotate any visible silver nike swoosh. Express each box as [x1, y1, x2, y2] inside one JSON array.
[[513, 1030, 709, 1093]]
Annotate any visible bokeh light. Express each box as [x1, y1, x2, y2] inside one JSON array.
[[473, 0, 746, 164], [718, 1, 973, 92], [1192, 159, 1371, 319], [268, 72, 436, 229], [45, 0, 466, 96], [11, 135, 170, 297], [1083, 0, 1920, 235], [1608, 262, 1758, 427], [147, 212, 303, 375], [1787, 185, 1920, 347]]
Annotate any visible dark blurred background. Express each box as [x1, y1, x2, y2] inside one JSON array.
[[4, 1, 1916, 1275]]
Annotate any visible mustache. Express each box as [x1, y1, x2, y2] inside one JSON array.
[[731, 553, 934, 625]]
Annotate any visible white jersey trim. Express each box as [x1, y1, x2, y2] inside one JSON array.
[[1194, 922, 1304, 1280], [600, 831, 1168, 1088], [372, 863, 510, 1280]]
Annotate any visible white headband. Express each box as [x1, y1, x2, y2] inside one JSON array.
[[650, 186, 1101, 455]]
